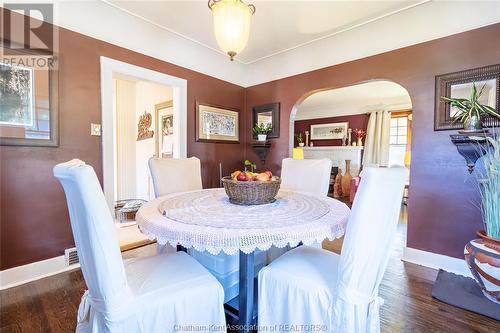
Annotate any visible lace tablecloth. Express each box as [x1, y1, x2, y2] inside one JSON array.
[[136, 188, 350, 255]]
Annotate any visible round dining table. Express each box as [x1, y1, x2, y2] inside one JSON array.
[[136, 188, 350, 332]]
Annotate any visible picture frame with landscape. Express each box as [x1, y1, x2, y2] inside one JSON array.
[[196, 102, 239, 143], [310, 122, 348, 140], [0, 46, 58, 147]]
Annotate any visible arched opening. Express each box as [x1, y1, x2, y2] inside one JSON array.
[[290, 80, 413, 255]]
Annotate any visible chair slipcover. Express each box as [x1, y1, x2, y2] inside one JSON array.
[[280, 158, 332, 196], [54, 159, 226, 333], [258, 167, 408, 333], [148, 157, 203, 197]]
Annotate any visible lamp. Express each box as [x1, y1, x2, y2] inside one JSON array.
[[208, 0, 255, 61]]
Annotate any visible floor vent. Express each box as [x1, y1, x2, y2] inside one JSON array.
[[64, 247, 79, 266]]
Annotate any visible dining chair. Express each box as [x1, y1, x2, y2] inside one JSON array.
[[258, 167, 408, 333], [148, 157, 202, 197], [54, 159, 225, 332], [280, 158, 333, 196]]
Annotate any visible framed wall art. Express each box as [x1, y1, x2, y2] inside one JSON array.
[[310, 122, 348, 140], [0, 46, 59, 146], [196, 102, 239, 143], [155, 100, 173, 158], [435, 64, 500, 131]]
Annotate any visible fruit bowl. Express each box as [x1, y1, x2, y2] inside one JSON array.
[[221, 176, 281, 205]]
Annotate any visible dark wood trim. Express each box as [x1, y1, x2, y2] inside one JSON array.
[[195, 101, 240, 144], [252, 102, 280, 139], [434, 64, 500, 131]]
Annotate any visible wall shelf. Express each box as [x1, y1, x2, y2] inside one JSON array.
[[251, 141, 271, 163], [450, 132, 492, 173]]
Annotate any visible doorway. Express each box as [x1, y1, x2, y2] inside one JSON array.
[[100, 57, 187, 211], [290, 80, 412, 257]]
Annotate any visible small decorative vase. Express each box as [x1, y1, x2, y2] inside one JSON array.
[[357, 137, 363, 146], [463, 115, 483, 132], [299, 142, 305, 147], [341, 160, 352, 198], [464, 230, 500, 304], [310, 141, 314, 147], [257, 134, 267, 141], [333, 169, 342, 198]]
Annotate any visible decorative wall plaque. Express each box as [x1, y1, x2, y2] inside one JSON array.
[[137, 111, 154, 141]]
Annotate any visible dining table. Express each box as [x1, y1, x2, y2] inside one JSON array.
[[136, 187, 350, 333]]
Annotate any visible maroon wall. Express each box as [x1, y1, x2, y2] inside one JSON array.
[[245, 23, 500, 259], [0, 16, 245, 269], [294, 114, 369, 146]]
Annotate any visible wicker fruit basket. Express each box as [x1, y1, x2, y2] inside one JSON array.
[[221, 176, 281, 205]]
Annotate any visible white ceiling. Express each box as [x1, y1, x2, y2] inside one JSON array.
[[105, 0, 424, 64], [47, 1, 500, 86], [296, 80, 412, 120]]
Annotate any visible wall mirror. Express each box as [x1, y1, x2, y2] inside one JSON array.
[[435, 64, 500, 131], [252, 102, 280, 139]]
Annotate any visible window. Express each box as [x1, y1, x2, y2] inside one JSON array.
[[390, 117, 408, 145]]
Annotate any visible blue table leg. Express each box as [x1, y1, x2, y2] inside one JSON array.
[[239, 251, 255, 333]]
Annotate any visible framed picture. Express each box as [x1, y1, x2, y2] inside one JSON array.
[[310, 122, 348, 140], [252, 102, 280, 139], [155, 100, 173, 158], [196, 102, 239, 143], [0, 46, 59, 146], [435, 64, 500, 131]]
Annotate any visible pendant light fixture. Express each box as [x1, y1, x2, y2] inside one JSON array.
[[208, 0, 255, 61]]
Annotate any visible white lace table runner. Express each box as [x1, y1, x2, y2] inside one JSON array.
[[136, 188, 350, 254]]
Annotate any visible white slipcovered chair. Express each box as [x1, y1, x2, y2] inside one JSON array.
[[280, 158, 332, 196], [148, 157, 203, 197], [54, 159, 225, 333], [258, 167, 408, 333]]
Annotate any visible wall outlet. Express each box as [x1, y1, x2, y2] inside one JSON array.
[[91, 123, 101, 136]]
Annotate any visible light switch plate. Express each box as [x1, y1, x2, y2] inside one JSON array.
[[91, 123, 101, 136]]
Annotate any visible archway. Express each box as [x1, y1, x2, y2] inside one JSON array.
[[289, 80, 413, 256]]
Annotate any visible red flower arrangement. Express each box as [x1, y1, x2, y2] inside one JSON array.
[[353, 128, 366, 139]]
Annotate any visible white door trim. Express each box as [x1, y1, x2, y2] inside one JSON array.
[[100, 56, 187, 210]]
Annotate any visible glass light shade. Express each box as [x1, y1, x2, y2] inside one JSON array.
[[210, 0, 254, 60]]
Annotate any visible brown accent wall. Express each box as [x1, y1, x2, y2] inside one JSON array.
[[245, 23, 500, 259], [0, 22, 245, 270], [294, 114, 369, 146]]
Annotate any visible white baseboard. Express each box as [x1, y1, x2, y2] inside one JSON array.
[[1, 246, 471, 290], [402, 247, 472, 278], [0, 255, 80, 290]]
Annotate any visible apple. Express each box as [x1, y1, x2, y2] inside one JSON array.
[[237, 172, 247, 181], [264, 171, 272, 178]]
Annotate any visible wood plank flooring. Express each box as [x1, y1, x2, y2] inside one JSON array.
[[2, 217, 499, 332]]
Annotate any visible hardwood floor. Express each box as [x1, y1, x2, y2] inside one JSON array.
[[2, 214, 499, 332]]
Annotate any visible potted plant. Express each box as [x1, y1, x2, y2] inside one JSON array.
[[353, 128, 366, 147], [296, 132, 305, 147], [464, 133, 500, 304], [253, 123, 272, 141], [442, 83, 500, 132]]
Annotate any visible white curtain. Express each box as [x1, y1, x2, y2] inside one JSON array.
[[363, 110, 391, 167]]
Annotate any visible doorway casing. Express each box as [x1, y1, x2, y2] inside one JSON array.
[[100, 56, 188, 210]]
